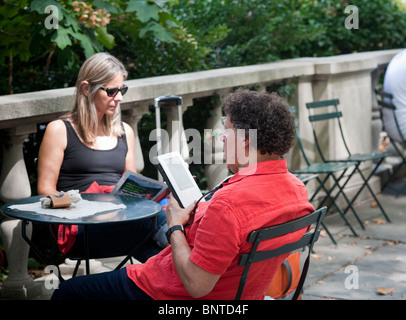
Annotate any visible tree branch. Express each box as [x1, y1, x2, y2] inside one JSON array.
[[0, 29, 29, 40], [44, 42, 57, 78], [8, 50, 13, 95]]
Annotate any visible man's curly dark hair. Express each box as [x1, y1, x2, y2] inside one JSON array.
[[222, 88, 295, 156]]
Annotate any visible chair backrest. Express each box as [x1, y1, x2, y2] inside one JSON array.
[[375, 89, 406, 144], [235, 206, 327, 300], [305, 99, 351, 162]]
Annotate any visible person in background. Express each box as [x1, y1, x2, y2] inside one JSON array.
[[52, 88, 314, 300], [382, 49, 406, 142], [36, 52, 167, 260]]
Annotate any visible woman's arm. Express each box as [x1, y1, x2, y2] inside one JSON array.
[[123, 122, 137, 172], [37, 120, 67, 195]]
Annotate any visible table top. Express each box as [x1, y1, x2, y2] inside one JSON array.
[[2, 193, 162, 225]]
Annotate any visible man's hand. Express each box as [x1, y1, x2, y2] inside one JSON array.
[[165, 194, 195, 228]]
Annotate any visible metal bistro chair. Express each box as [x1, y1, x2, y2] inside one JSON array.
[[291, 107, 359, 245], [235, 206, 327, 300], [305, 99, 391, 225], [375, 89, 406, 197]]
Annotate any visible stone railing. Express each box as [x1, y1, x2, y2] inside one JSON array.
[[0, 49, 401, 299]]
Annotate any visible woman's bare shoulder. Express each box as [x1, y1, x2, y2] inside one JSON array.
[[46, 119, 67, 133], [122, 122, 134, 136], [42, 119, 69, 143]]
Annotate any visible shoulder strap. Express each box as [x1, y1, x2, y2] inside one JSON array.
[[62, 120, 75, 137], [61, 120, 75, 147], [120, 122, 127, 144]]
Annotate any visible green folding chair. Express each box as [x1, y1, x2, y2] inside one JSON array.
[[295, 174, 318, 184], [291, 107, 360, 245], [375, 89, 406, 197], [305, 99, 391, 224], [235, 206, 327, 300]]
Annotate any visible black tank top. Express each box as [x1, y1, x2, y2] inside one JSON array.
[[56, 121, 128, 192]]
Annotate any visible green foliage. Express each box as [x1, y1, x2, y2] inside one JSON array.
[[170, 0, 326, 68], [170, 0, 406, 68], [0, 0, 183, 95], [2, 0, 406, 95], [296, 0, 406, 57], [0, 1, 32, 94], [0, 1, 31, 63]]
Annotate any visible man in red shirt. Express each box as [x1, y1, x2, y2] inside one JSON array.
[[52, 88, 314, 300]]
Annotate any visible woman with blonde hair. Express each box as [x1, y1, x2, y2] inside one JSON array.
[[38, 52, 135, 193], [36, 52, 167, 260]]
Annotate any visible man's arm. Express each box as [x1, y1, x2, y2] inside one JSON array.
[[165, 194, 221, 298]]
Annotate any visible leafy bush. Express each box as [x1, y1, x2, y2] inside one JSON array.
[[0, 0, 185, 94], [170, 0, 406, 68], [170, 0, 323, 67], [298, 0, 406, 57], [1, 0, 405, 94]]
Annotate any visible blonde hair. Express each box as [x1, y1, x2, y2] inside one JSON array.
[[66, 52, 128, 144]]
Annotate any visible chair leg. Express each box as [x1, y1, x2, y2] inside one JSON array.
[[343, 160, 391, 223], [309, 174, 358, 240], [317, 178, 359, 237], [319, 167, 365, 230], [72, 260, 81, 278], [321, 221, 337, 246], [309, 174, 330, 202], [325, 166, 366, 230], [304, 177, 338, 245], [114, 217, 156, 270]]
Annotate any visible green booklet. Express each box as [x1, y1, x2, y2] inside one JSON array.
[[111, 170, 169, 203]]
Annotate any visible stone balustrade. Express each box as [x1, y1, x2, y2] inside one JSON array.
[[0, 49, 402, 299]]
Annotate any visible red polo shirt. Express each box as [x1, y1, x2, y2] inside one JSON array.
[[126, 159, 314, 299]]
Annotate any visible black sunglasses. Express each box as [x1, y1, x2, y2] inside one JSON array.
[[99, 85, 128, 97]]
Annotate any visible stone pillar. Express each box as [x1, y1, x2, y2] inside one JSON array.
[[292, 76, 316, 170], [204, 90, 230, 190], [0, 219, 42, 299], [0, 126, 42, 299], [0, 128, 32, 202], [163, 103, 189, 160], [122, 106, 150, 173]]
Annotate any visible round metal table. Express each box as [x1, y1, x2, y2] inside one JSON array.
[[2, 193, 162, 277]]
